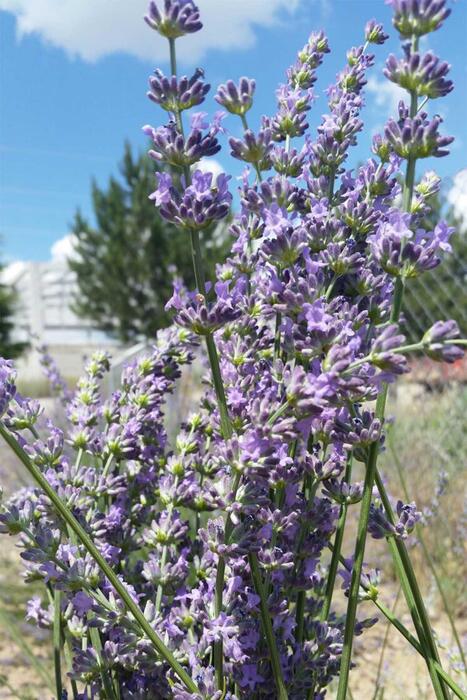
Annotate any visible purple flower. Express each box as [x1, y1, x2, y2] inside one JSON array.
[[215, 77, 256, 116], [287, 31, 330, 89], [387, 0, 451, 38], [151, 169, 232, 229], [166, 279, 242, 335], [365, 19, 389, 45], [144, 0, 202, 39], [237, 663, 265, 691], [147, 68, 210, 112], [384, 51, 453, 99], [369, 500, 421, 540], [0, 1, 462, 697], [0, 358, 16, 417], [384, 102, 454, 159], [422, 320, 464, 363], [144, 120, 221, 168], [229, 128, 273, 171]]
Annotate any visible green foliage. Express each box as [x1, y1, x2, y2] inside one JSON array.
[[403, 192, 467, 342], [0, 260, 27, 359], [69, 142, 231, 343]]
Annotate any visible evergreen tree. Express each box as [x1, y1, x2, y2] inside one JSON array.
[[0, 259, 27, 359], [69, 143, 231, 342]]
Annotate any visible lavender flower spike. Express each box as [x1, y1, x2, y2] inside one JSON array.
[[148, 68, 210, 112], [422, 320, 465, 363], [215, 77, 256, 116], [144, 0, 202, 39], [387, 0, 451, 38], [365, 19, 389, 45], [384, 51, 453, 99]]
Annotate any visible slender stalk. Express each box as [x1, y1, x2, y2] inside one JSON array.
[[335, 548, 464, 698], [168, 36, 233, 443], [372, 586, 401, 700], [320, 457, 353, 621], [295, 479, 320, 644], [337, 56, 452, 694], [389, 438, 467, 672], [213, 471, 241, 687], [167, 38, 236, 691], [89, 625, 119, 700], [248, 553, 288, 700], [168, 37, 177, 77], [0, 422, 199, 695], [53, 588, 63, 700], [375, 470, 451, 699], [336, 433, 383, 699], [63, 636, 80, 700], [155, 476, 179, 613]]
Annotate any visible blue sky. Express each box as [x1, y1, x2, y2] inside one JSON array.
[[0, 0, 466, 263]]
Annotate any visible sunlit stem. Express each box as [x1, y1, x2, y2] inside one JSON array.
[[53, 588, 63, 700], [389, 437, 467, 672], [248, 553, 288, 699], [320, 457, 353, 621], [167, 36, 235, 690], [337, 40, 450, 695]]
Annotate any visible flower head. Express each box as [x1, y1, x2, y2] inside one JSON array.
[[215, 77, 256, 116], [387, 0, 451, 38], [384, 51, 452, 98], [148, 68, 210, 112], [144, 0, 202, 39], [365, 19, 389, 45]]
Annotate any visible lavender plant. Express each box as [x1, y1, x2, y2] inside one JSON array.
[[0, 1, 466, 698]]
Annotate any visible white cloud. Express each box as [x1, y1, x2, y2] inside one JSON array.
[[1, 260, 26, 285], [447, 169, 467, 225], [50, 233, 78, 261], [194, 157, 224, 181], [0, 0, 303, 64], [366, 75, 405, 116]]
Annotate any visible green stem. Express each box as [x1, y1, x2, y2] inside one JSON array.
[[53, 588, 63, 700], [166, 40, 235, 691], [386, 535, 447, 699], [389, 439, 467, 672], [213, 471, 241, 688], [168, 37, 177, 79], [336, 436, 382, 699], [334, 548, 465, 699], [64, 636, 79, 700], [345, 337, 466, 374], [295, 480, 320, 644], [89, 625, 119, 700], [248, 553, 288, 700], [372, 586, 401, 700], [337, 54, 452, 695], [320, 457, 353, 621], [240, 113, 263, 183], [0, 422, 199, 695], [205, 332, 232, 439], [375, 470, 452, 699]]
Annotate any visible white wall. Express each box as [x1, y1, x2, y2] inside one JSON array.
[[4, 260, 120, 381]]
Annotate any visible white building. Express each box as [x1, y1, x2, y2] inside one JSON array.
[[4, 258, 120, 384]]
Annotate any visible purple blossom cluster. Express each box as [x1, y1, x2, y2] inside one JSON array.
[[0, 1, 465, 698]]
